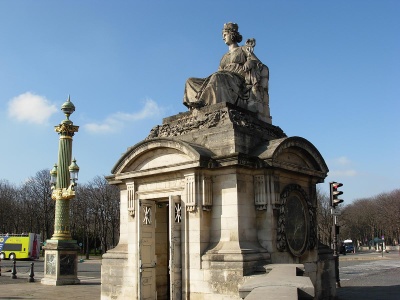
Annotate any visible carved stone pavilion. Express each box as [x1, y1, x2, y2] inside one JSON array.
[[101, 23, 335, 299]]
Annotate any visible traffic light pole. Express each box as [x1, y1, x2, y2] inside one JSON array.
[[333, 214, 340, 288], [330, 181, 343, 289]]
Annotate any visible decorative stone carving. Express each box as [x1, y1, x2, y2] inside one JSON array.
[[174, 202, 182, 223], [202, 176, 213, 211], [102, 21, 332, 300], [126, 182, 136, 217], [184, 173, 213, 212], [269, 174, 281, 208], [146, 105, 285, 141], [254, 174, 280, 210], [276, 184, 317, 256], [183, 22, 270, 123], [142, 204, 152, 225], [184, 174, 196, 212], [254, 175, 267, 210], [45, 254, 56, 275], [147, 109, 228, 139]]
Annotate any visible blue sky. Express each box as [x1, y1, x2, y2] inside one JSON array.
[[0, 1, 399, 203]]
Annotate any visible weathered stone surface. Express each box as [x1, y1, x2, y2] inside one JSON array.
[[239, 264, 314, 299], [146, 102, 285, 157], [101, 22, 334, 300], [244, 286, 298, 300], [102, 118, 332, 299], [183, 23, 271, 123]]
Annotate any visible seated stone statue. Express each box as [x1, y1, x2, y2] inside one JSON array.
[[183, 22, 271, 123]]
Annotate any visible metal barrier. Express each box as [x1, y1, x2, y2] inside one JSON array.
[[12, 260, 17, 279], [29, 263, 35, 282], [0, 259, 35, 282]]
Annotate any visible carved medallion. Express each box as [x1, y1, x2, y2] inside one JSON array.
[[277, 184, 317, 257], [284, 195, 308, 256]]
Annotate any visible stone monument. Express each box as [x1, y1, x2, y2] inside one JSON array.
[[183, 22, 270, 124], [101, 23, 335, 299]]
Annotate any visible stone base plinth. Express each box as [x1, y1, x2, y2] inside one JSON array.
[[41, 239, 80, 286]]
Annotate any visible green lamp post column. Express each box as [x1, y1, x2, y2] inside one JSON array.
[[42, 96, 80, 286], [50, 96, 79, 240]]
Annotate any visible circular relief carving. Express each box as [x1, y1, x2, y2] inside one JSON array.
[[285, 194, 308, 257]]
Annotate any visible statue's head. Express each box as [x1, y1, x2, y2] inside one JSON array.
[[222, 22, 242, 44]]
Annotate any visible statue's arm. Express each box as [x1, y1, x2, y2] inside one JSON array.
[[241, 39, 269, 88], [246, 39, 265, 60], [242, 39, 262, 72]]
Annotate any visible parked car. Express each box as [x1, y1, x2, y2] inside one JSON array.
[[343, 239, 354, 253]]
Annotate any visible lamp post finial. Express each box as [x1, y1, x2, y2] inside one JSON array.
[[61, 95, 75, 120]]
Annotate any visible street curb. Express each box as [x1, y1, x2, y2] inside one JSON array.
[[339, 253, 398, 261]]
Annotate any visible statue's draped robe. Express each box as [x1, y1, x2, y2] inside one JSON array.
[[184, 46, 251, 108]]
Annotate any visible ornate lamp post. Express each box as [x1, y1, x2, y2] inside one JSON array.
[[41, 96, 80, 286]]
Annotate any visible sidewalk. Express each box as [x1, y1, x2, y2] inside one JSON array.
[[0, 251, 398, 299], [0, 276, 100, 300], [0, 261, 101, 300]]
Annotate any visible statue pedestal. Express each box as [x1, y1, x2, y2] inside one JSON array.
[[41, 240, 80, 286], [102, 100, 332, 298]]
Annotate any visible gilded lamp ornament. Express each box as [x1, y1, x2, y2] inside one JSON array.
[[50, 158, 79, 200]]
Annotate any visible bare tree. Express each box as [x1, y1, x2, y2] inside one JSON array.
[[0, 180, 18, 233], [70, 183, 98, 258], [20, 169, 54, 240], [1, 170, 121, 254], [86, 176, 119, 253], [316, 186, 333, 246], [340, 190, 400, 247]]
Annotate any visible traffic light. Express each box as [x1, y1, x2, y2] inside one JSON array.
[[330, 182, 344, 208]]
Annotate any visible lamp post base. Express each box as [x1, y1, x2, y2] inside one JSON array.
[[41, 239, 80, 286]]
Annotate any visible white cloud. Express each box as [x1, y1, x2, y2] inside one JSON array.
[[328, 156, 357, 177], [84, 99, 163, 134], [335, 156, 351, 166], [8, 92, 58, 125], [329, 169, 357, 177]]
